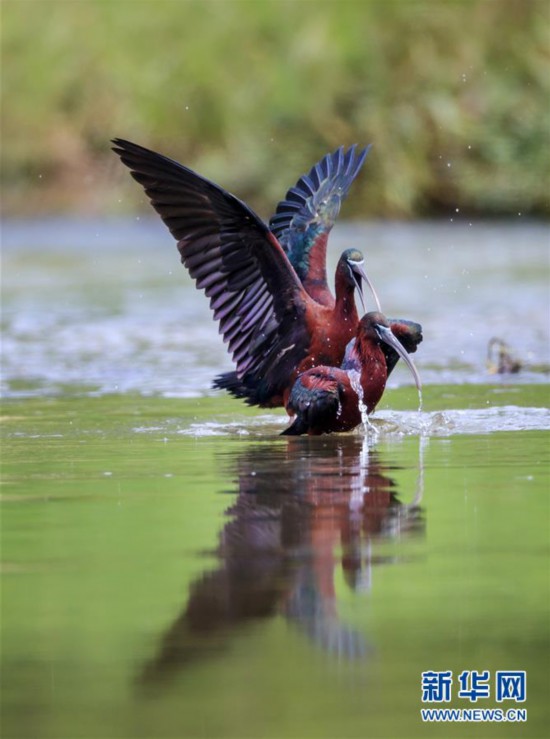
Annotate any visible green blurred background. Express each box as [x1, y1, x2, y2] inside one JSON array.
[[2, 0, 549, 218]]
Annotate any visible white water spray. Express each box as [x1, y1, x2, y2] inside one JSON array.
[[348, 369, 377, 435]]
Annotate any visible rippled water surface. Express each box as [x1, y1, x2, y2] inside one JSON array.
[[2, 218, 549, 396], [2, 219, 549, 738]]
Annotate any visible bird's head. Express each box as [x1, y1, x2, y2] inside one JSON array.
[[339, 249, 381, 313], [358, 312, 422, 392]]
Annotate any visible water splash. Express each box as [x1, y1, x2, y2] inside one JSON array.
[[164, 405, 550, 438], [348, 369, 377, 435], [374, 406, 550, 436]]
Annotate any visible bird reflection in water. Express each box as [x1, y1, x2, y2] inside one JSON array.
[[139, 436, 425, 687]]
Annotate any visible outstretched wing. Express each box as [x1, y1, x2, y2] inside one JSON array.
[[269, 145, 371, 295], [112, 138, 311, 382]]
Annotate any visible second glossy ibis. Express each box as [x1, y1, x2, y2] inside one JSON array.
[[283, 312, 422, 435]]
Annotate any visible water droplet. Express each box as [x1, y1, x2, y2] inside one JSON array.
[[348, 370, 371, 432]]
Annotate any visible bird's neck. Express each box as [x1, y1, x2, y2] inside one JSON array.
[[334, 274, 359, 325], [353, 334, 388, 413]]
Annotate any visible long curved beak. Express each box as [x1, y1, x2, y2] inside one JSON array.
[[350, 262, 382, 313], [375, 323, 422, 391]]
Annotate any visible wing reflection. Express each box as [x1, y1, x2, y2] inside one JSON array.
[[139, 436, 425, 687]]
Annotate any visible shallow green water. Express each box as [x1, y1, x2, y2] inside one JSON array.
[[2, 386, 549, 739], [2, 219, 549, 736]]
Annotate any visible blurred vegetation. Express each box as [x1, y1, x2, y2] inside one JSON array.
[[2, 0, 549, 218]]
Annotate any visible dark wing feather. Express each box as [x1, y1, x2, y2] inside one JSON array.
[[282, 369, 341, 436], [112, 138, 311, 385], [269, 145, 371, 284], [383, 319, 423, 377]]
